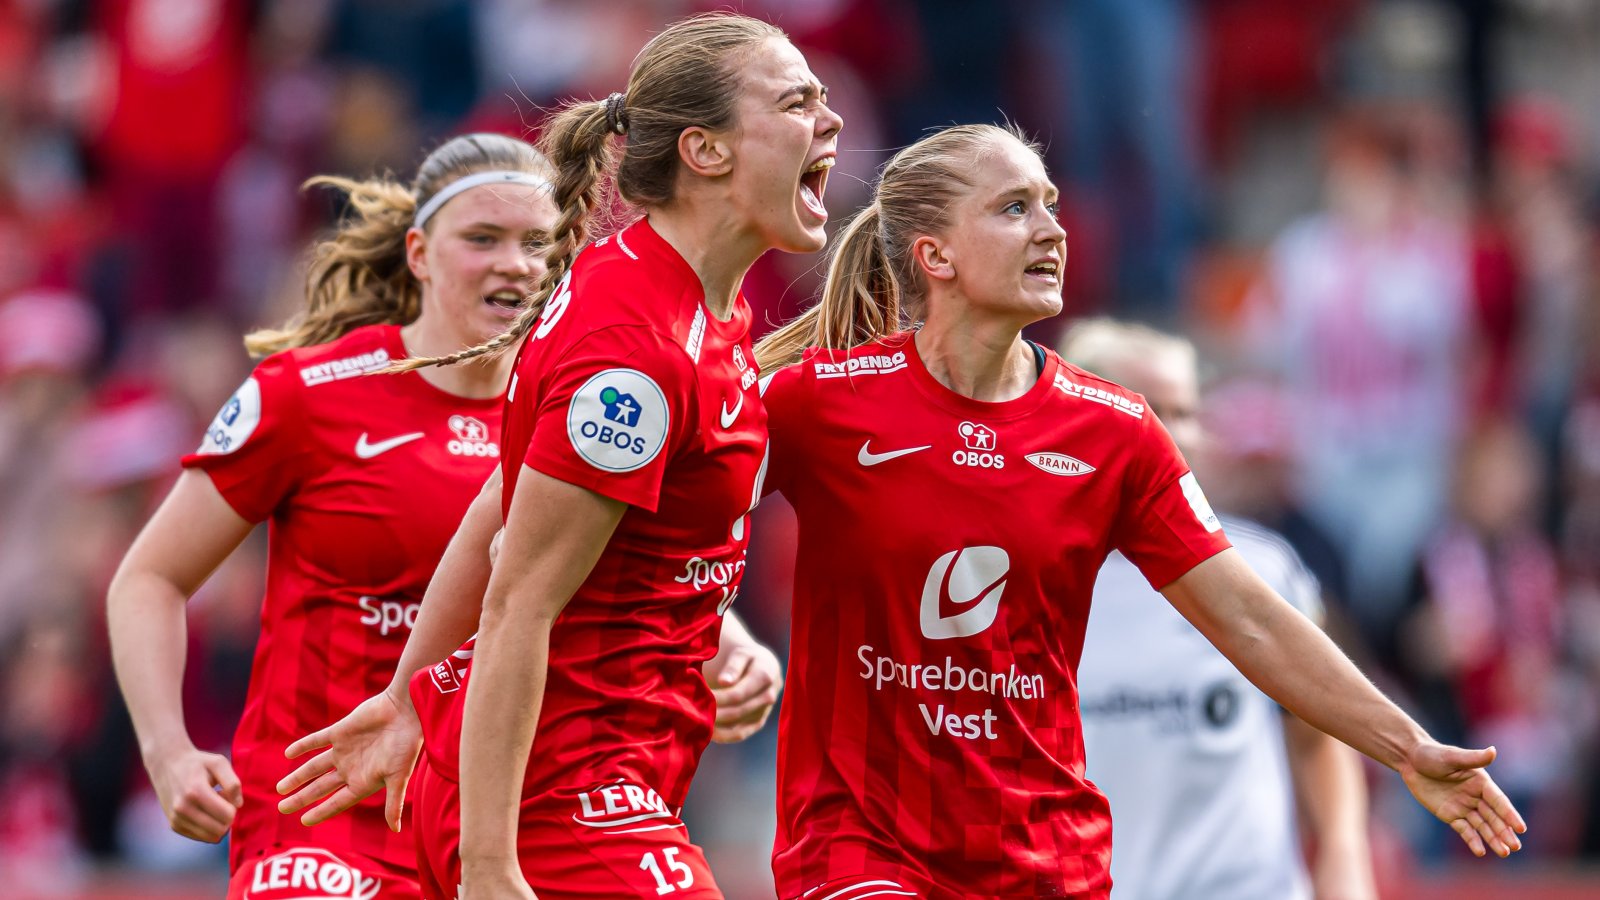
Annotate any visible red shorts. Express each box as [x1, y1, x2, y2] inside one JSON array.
[[228, 844, 421, 900], [411, 753, 722, 899]]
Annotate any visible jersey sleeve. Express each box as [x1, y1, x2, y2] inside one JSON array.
[[180, 355, 312, 523], [1109, 410, 1232, 590], [757, 361, 807, 500], [521, 325, 698, 512]]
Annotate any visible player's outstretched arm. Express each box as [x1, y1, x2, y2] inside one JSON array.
[[1161, 549, 1527, 858], [704, 611, 783, 743], [108, 471, 254, 843], [460, 465, 625, 896], [278, 468, 504, 830]]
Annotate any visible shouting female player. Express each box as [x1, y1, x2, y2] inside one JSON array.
[[108, 131, 781, 899], [754, 124, 1525, 899], [276, 13, 840, 900]]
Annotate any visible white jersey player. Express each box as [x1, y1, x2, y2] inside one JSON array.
[[1065, 319, 1379, 900]]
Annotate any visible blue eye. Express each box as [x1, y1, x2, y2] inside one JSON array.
[[1046, 202, 1061, 217], [1005, 201, 1025, 214]]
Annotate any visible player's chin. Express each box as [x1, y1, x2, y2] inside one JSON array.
[[774, 219, 828, 256]]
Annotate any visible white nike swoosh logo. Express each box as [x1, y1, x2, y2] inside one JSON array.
[[858, 441, 932, 466], [719, 393, 744, 429], [355, 431, 425, 459]]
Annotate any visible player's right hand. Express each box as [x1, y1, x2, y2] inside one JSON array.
[[276, 688, 422, 832], [146, 745, 243, 843], [1399, 741, 1527, 858]]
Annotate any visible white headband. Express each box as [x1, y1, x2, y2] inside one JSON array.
[[413, 170, 554, 229]]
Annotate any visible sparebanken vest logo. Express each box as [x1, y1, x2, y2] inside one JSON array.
[[920, 546, 1010, 640]]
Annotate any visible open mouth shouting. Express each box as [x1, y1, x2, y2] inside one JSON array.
[[1024, 257, 1061, 287], [484, 288, 525, 317], [800, 154, 835, 220]]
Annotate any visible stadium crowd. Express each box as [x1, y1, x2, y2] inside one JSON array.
[[0, 0, 1597, 895]]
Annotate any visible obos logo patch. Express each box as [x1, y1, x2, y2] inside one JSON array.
[[567, 368, 669, 472], [197, 377, 262, 455]]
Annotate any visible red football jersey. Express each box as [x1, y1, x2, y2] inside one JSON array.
[[412, 218, 767, 817], [762, 334, 1232, 899], [182, 324, 503, 878]]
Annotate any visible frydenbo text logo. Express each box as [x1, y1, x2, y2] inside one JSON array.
[[920, 546, 1010, 640]]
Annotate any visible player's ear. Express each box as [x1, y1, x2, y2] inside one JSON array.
[[405, 227, 431, 283], [912, 235, 955, 283], [679, 126, 734, 178]]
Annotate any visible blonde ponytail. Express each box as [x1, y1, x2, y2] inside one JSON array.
[[754, 204, 902, 372]]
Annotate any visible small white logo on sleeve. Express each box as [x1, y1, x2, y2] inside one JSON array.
[[1179, 472, 1222, 533], [197, 377, 262, 455], [567, 368, 669, 472], [920, 546, 1010, 640]]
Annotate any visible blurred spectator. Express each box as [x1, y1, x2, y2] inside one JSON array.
[[1243, 103, 1474, 636], [1390, 418, 1585, 861]]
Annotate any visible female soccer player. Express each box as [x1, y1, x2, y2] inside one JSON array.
[[753, 124, 1525, 899], [275, 13, 840, 899], [107, 131, 781, 899]]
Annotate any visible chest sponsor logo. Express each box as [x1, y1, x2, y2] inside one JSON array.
[[814, 350, 906, 379], [197, 377, 262, 455], [354, 431, 423, 459], [1179, 471, 1222, 533], [718, 393, 743, 429], [1081, 680, 1244, 735], [1025, 451, 1095, 477], [299, 349, 391, 387], [858, 441, 931, 466], [243, 847, 380, 900], [675, 553, 746, 616], [357, 596, 418, 636], [567, 368, 669, 473], [953, 421, 1005, 469], [572, 779, 681, 833], [447, 414, 499, 457], [732, 343, 757, 390], [1053, 373, 1146, 419], [920, 546, 1009, 640]]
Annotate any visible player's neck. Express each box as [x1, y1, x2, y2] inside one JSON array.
[[647, 207, 761, 322], [914, 320, 1035, 403], [400, 321, 512, 399]]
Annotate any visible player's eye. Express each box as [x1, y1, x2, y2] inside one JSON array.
[[1004, 201, 1025, 215]]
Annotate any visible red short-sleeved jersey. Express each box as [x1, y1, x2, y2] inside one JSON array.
[[412, 218, 767, 819], [762, 334, 1232, 899], [181, 324, 503, 877]]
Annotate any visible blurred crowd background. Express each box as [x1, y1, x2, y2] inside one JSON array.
[[2, 0, 1599, 896]]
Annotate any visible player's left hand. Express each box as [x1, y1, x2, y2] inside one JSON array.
[[1399, 742, 1526, 858], [704, 636, 782, 743]]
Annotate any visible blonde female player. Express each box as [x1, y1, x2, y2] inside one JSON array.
[[276, 13, 841, 900], [108, 132, 782, 899], [753, 124, 1525, 899]]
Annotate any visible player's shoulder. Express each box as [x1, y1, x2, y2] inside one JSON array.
[[1046, 354, 1152, 426], [564, 220, 704, 357], [257, 323, 401, 394]]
